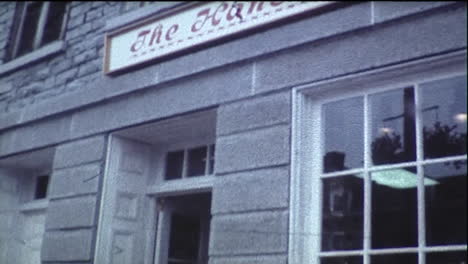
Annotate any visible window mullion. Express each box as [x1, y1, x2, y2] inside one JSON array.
[[181, 149, 188, 179], [363, 94, 371, 264], [12, 3, 28, 58], [34, 1, 50, 49], [414, 83, 426, 264], [205, 145, 210, 176]]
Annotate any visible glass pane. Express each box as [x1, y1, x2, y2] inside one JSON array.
[[371, 253, 417, 264], [17, 2, 43, 56], [34, 175, 49, 199], [371, 167, 418, 248], [425, 162, 467, 246], [426, 251, 467, 264], [370, 88, 416, 165], [323, 97, 364, 172], [208, 144, 215, 175], [187, 146, 207, 177], [321, 175, 364, 251], [168, 213, 200, 261], [42, 2, 67, 45], [321, 256, 362, 264], [421, 76, 467, 159], [165, 150, 184, 180]]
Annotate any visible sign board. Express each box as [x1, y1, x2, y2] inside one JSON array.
[[104, 1, 334, 74]]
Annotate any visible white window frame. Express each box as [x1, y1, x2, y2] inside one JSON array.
[[289, 50, 467, 264]]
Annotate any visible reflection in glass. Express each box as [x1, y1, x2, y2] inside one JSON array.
[[371, 254, 417, 264], [425, 162, 467, 246], [426, 251, 467, 264], [421, 76, 467, 158], [321, 176, 363, 251], [165, 150, 184, 180], [323, 97, 364, 172], [321, 256, 362, 264], [370, 88, 416, 165], [371, 167, 418, 248], [187, 146, 207, 177]]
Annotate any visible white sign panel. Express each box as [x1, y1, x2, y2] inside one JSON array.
[[104, 1, 334, 74]]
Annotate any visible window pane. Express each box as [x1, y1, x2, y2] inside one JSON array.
[[371, 167, 418, 248], [165, 150, 184, 180], [323, 97, 364, 172], [321, 256, 362, 264], [426, 251, 467, 264], [421, 76, 467, 159], [371, 253, 417, 264], [42, 2, 67, 45], [17, 2, 43, 56], [370, 88, 416, 165], [187, 146, 207, 177], [425, 162, 467, 246], [208, 144, 215, 175], [34, 175, 49, 199], [322, 175, 364, 251]]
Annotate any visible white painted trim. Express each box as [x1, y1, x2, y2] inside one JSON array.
[[93, 134, 113, 264], [146, 175, 214, 196]]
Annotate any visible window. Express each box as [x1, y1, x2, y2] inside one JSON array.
[[290, 57, 466, 264], [34, 175, 50, 200], [165, 144, 215, 180], [7, 2, 67, 61]]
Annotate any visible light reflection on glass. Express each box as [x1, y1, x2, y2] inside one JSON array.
[[421, 76, 467, 158]]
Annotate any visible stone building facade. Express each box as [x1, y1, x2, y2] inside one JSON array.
[[0, 2, 466, 264]]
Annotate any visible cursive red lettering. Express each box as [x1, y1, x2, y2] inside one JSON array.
[[227, 2, 244, 21], [270, 2, 283, 6], [212, 3, 228, 26], [148, 24, 163, 46], [165, 24, 179, 41], [191, 8, 212, 32], [130, 30, 150, 52]]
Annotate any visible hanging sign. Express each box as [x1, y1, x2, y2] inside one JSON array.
[[104, 1, 334, 74]]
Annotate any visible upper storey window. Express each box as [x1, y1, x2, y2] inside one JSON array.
[[6, 2, 67, 61]]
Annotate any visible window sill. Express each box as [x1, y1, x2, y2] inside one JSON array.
[[19, 199, 49, 212], [0, 41, 65, 76]]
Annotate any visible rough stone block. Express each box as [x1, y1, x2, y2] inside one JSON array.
[[255, 4, 467, 93], [210, 210, 288, 255], [70, 63, 252, 137], [215, 125, 290, 174], [158, 3, 372, 83], [41, 229, 94, 261], [7, 115, 71, 154], [373, 1, 458, 23], [217, 91, 291, 136], [48, 162, 101, 198], [45, 195, 97, 230], [0, 81, 13, 94], [212, 166, 289, 214], [53, 135, 106, 169]]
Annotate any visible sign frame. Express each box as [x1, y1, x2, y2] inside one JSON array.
[[103, 1, 336, 75]]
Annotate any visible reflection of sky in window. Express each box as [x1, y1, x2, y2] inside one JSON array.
[[421, 76, 467, 134], [370, 88, 406, 147], [323, 97, 364, 170]]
